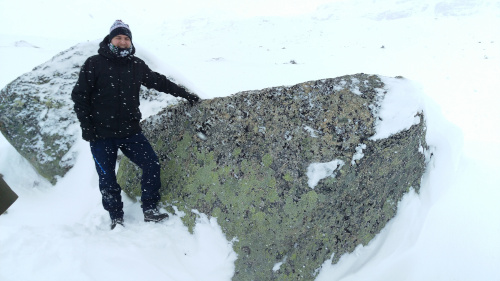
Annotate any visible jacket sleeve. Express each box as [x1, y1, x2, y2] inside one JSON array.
[[71, 57, 97, 141], [140, 61, 199, 101]]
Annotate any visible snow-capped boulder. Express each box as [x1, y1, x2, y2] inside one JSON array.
[[0, 42, 177, 184], [117, 74, 430, 280]]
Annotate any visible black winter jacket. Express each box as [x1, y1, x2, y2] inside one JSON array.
[[72, 35, 198, 141]]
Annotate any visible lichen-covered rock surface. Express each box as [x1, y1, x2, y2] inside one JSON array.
[[117, 73, 429, 281], [0, 41, 179, 184]]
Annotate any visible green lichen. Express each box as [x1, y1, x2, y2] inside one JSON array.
[[262, 153, 273, 167], [283, 173, 293, 182], [233, 147, 242, 158], [13, 99, 25, 108]]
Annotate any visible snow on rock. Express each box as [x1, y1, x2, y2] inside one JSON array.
[[307, 159, 345, 188], [370, 77, 425, 140], [351, 143, 367, 165]]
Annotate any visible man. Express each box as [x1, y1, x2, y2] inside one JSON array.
[[72, 20, 199, 230]]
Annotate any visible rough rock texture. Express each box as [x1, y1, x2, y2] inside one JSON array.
[[117, 74, 429, 280], [0, 41, 178, 184]]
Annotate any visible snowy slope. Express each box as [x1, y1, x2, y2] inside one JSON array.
[[1, 0, 500, 280]]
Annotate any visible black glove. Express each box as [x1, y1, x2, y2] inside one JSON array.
[[184, 93, 200, 106], [81, 126, 97, 142]]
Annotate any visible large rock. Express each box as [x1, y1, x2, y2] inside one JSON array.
[[117, 74, 429, 280], [0, 41, 179, 184]]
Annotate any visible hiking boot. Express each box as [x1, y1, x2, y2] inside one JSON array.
[[111, 218, 124, 230], [144, 209, 169, 223]]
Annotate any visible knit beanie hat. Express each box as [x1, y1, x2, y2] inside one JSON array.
[[109, 20, 132, 41]]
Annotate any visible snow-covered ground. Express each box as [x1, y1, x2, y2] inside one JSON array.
[[1, 0, 499, 280]]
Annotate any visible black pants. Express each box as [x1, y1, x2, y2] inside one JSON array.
[[90, 133, 161, 220]]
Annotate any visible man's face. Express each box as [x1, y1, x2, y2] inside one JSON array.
[[111, 35, 131, 48]]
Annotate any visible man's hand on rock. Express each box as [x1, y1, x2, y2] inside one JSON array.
[[185, 93, 200, 106]]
